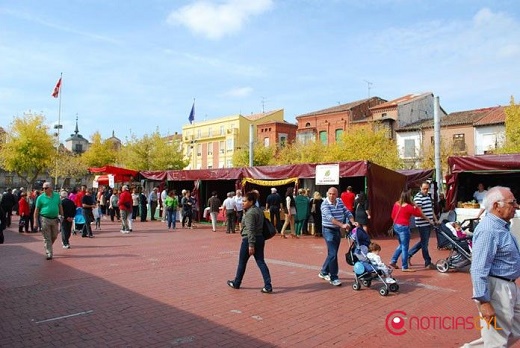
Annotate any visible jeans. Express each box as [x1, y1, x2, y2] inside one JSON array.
[[408, 225, 432, 266], [167, 209, 176, 229], [391, 224, 411, 269], [233, 236, 272, 290], [269, 206, 281, 232], [121, 209, 130, 231], [82, 209, 93, 237], [210, 212, 218, 231], [321, 227, 342, 281], [41, 217, 59, 256], [61, 218, 72, 246]]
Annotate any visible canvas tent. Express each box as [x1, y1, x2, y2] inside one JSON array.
[[140, 161, 407, 237], [445, 154, 520, 209], [89, 165, 139, 186]]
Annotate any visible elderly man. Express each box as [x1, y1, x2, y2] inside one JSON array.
[[319, 187, 357, 286], [465, 186, 520, 347], [34, 183, 63, 260]]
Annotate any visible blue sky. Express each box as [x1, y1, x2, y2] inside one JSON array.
[[1, 0, 519, 142]]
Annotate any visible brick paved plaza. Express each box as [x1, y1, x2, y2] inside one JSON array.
[[0, 216, 514, 348]]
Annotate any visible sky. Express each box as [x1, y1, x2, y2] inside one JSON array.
[[1, 0, 519, 143]]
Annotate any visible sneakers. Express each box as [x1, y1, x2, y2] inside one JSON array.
[[120, 230, 129, 234], [62, 245, 70, 249], [426, 263, 436, 270], [318, 272, 331, 281], [227, 280, 239, 289], [385, 277, 396, 284], [261, 287, 273, 293], [46, 254, 52, 260], [330, 279, 342, 286]]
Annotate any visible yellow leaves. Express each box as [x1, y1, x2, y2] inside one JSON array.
[[497, 96, 520, 154]]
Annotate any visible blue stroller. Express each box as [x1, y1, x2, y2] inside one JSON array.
[[73, 207, 86, 235], [345, 227, 399, 296]]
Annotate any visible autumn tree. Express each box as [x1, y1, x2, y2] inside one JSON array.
[[118, 131, 188, 170], [496, 96, 520, 154], [422, 135, 456, 174], [54, 148, 89, 188], [80, 132, 118, 168], [330, 125, 402, 169], [0, 113, 55, 188], [232, 142, 276, 167]]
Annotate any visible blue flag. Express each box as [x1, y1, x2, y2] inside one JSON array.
[[188, 102, 195, 124]]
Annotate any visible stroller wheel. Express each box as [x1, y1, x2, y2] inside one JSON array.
[[379, 286, 389, 296], [436, 259, 449, 273], [361, 279, 371, 288], [352, 282, 361, 291], [389, 283, 399, 292]]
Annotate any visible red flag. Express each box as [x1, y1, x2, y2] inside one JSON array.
[[52, 77, 62, 98]]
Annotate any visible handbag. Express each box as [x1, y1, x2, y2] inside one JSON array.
[[388, 204, 402, 237], [262, 217, 277, 240]]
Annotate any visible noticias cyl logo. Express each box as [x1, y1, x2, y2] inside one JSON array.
[[385, 310, 407, 336]]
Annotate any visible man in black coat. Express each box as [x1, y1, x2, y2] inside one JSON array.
[[60, 190, 76, 249], [1, 188, 16, 227]]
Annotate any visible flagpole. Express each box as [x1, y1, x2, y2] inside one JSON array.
[[54, 72, 63, 188]]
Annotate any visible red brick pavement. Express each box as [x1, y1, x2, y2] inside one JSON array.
[[0, 217, 517, 348]]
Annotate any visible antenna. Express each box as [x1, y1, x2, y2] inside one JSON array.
[[261, 97, 266, 113], [363, 80, 373, 98]]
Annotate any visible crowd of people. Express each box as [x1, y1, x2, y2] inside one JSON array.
[[1, 180, 518, 346]]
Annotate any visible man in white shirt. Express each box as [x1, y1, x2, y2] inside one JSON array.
[[221, 192, 237, 234], [160, 187, 168, 222]]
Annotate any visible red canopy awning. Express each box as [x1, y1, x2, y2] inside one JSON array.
[[89, 165, 139, 184]]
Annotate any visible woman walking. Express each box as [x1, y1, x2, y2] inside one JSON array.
[[389, 190, 433, 272], [227, 191, 272, 293], [354, 191, 370, 232], [279, 187, 296, 238], [310, 191, 323, 237]]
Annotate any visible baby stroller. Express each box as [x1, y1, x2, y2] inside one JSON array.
[[345, 227, 399, 296], [73, 207, 86, 235], [434, 219, 474, 273]]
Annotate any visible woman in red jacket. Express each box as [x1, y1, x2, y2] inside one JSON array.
[[389, 190, 433, 271], [18, 192, 30, 233]]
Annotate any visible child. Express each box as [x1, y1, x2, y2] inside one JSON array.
[[93, 202, 101, 230], [366, 242, 396, 284], [449, 221, 472, 249]]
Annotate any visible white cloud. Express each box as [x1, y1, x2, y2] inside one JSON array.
[[167, 0, 274, 40], [222, 87, 253, 98]]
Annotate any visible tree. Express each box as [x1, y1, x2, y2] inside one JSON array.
[[422, 135, 457, 174], [0, 113, 55, 189], [118, 131, 188, 170], [80, 132, 118, 168], [54, 148, 89, 188], [497, 96, 520, 154], [232, 142, 276, 167]]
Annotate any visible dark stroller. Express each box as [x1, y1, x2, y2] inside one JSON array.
[[73, 207, 86, 235], [434, 219, 476, 273], [345, 227, 399, 296]]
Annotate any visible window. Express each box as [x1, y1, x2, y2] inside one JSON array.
[[319, 131, 328, 144], [279, 134, 287, 147], [208, 127, 212, 137], [226, 159, 233, 168], [264, 137, 270, 147], [305, 122, 311, 127], [208, 142, 213, 155], [74, 143, 83, 153], [335, 129, 343, 142], [197, 129, 201, 139], [452, 134, 466, 152], [197, 144, 201, 156], [404, 139, 416, 158], [219, 141, 225, 154], [220, 126, 225, 136], [226, 139, 233, 152]]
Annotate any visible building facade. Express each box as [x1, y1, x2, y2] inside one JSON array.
[[181, 109, 285, 169]]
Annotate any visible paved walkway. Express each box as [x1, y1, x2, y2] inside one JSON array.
[[0, 217, 514, 347]]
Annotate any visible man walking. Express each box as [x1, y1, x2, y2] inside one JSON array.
[[119, 185, 132, 233], [319, 187, 357, 286], [207, 191, 221, 232], [408, 181, 438, 269], [81, 188, 96, 238], [465, 186, 520, 347], [34, 183, 63, 260], [60, 190, 76, 249], [266, 188, 282, 232], [149, 187, 159, 221]]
